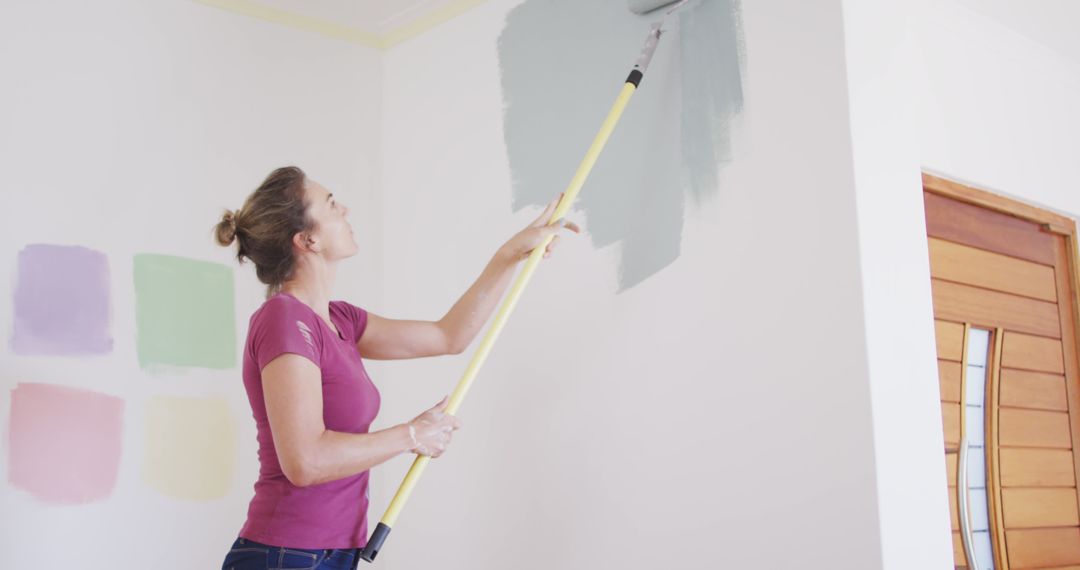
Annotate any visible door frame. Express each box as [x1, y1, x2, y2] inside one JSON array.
[[924, 171, 1080, 569], [923, 172, 1080, 355]]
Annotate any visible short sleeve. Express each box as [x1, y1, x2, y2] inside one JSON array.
[[331, 300, 369, 343], [251, 297, 322, 371]]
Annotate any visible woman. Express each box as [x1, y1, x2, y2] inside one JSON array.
[[214, 166, 578, 569]]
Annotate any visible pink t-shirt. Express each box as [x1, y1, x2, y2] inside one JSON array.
[[238, 292, 381, 549]]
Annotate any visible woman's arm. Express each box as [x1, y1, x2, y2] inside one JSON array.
[[357, 196, 579, 360], [355, 250, 515, 360], [262, 353, 459, 487], [437, 248, 519, 353]]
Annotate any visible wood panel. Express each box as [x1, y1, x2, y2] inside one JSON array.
[[928, 237, 1058, 302], [999, 408, 1073, 448], [1055, 234, 1080, 540], [937, 320, 965, 362], [943, 402, 961, 447], [924, 189, 1057, 265], [940, 360, 962, 403], [1001, 369, 1069, 411], [1006, 527, 1080, 568], [988, 327, 1009, 570], [947, 450, 958, 484], [1002, 487, 1080, 528], [1002, 332, 1066, 374], [1002, 448, 1078, 487], [923, 174, 1077, 235], [932, 279, 1061, 338], [952, 531, 968, 567], [948, 485, 961, 531]]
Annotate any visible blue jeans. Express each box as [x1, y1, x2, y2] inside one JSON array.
[[221, 537, 361, 570]]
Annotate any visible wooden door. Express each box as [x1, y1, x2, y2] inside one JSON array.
[[925, 174, 1080, 570]]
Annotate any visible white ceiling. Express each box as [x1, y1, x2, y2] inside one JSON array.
[[230, 0, 1080, 63], [249, 0, 461, 35], [954, 0, 1080, 65]]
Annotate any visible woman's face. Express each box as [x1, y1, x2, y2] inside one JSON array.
[[303, 180, 358, 260]]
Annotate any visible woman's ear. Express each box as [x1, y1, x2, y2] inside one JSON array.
[[292, 232, 319, 253]]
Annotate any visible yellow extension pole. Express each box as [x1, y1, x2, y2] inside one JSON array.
[[413, 79, 635, 511], [360, 18, 673, 562]]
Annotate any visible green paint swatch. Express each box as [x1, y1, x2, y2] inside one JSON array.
[[133, 254, 236, 369]]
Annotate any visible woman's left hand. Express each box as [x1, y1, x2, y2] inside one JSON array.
[[498, 194, 582, 263]]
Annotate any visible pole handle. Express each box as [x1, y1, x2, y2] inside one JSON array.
[[360, 77, 644, 563]]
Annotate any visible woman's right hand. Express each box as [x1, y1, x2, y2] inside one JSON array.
[[406, 396, 462, 458]]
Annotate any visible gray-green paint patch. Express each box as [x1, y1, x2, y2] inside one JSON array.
[[498, 0, 744, 291], [133, 254, 236, 370]]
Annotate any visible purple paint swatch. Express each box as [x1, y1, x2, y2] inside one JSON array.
[[7, 382, 125, 504], [11, 244, 113, 355]]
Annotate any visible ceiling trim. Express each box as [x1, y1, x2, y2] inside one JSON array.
[[194, 0, 382, 48], [381, 0, 488, 49], [194, 0, 490, 50]]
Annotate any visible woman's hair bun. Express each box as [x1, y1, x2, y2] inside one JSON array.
[[215, 209, 238, 246]]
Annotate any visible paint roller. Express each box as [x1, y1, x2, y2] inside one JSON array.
[[358, 0, 693, 562]]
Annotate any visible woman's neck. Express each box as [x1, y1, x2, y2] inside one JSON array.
[[280, 259, 337, 319]]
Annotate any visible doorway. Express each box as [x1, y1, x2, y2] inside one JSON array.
[[925, 173, 1080, 569]]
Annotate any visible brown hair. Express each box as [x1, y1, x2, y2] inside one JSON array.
[[215, 166, 313, 298]]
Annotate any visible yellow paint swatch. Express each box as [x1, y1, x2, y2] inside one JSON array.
[[143, 396, 235, 501]]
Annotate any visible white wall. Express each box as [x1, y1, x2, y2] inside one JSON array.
[[841, 1, 953, 567], [915, 0, 1080, 218], [0, 1, 381, 567], [373, 1, 884, 568]]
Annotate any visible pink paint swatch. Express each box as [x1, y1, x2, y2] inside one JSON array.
[[7, 383, 124, 504], [11, 244, 113, 355]]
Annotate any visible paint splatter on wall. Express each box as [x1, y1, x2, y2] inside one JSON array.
[[498, 0, 744, 291]]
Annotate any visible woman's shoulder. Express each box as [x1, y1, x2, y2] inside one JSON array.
[[246, 293, 322, 366], [329, 300, 368, 342], [329, 299, 366, 322], [329, 298, 362, 312], [250, 293, 314, 326]]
